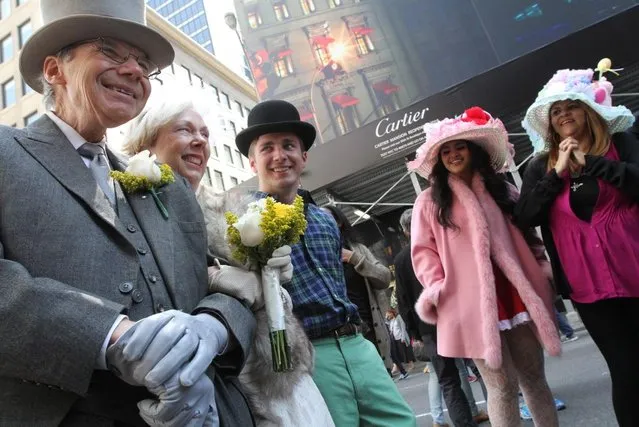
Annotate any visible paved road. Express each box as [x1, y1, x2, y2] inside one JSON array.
[[396, 330, 618, 426]]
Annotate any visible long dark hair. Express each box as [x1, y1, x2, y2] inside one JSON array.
[[323, 205, 362, 246], [430, 141, 515, 230]]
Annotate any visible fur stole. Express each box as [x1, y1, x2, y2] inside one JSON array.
[[196, 185, 316, 424], [415, 174, 561, 369]]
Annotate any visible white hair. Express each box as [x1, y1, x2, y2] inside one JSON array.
[[399, 208, 413, 234], [122, 95, 210, 155]]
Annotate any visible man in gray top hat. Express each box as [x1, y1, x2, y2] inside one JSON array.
[[0, 1, 255, 426]]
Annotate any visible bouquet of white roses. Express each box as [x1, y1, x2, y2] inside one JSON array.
[[225, 195, 307, 372]]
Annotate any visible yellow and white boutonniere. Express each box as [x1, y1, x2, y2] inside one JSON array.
[[110, 150, 175, 219]]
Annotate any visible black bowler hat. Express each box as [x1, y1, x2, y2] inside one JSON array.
[[235, 100, 317, 157]]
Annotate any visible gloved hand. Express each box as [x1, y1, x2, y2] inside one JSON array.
[[106, 310, 228, 389], [138, 371, 218, 427], [266, 245, 293, 283], [208, 266, 263, 310]]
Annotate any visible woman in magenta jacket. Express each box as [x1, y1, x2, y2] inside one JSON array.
[[409, 107, 561, 426], [516, 61, 638, 427]]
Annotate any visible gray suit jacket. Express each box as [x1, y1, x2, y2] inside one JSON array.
[[0, 116, 255, 426]]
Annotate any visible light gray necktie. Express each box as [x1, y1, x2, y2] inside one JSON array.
[[77, 143, 116, 205]]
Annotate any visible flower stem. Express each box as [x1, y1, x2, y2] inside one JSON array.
[[150, 188, 169, 220], [270, 329, 292, 372]]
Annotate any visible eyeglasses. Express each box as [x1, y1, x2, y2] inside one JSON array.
[[67, 37, 160, 79]]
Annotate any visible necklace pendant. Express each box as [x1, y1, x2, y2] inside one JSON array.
[[571, 182, 583, 192]]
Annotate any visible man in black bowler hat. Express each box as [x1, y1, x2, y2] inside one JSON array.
[[235, 99, 416, 426]]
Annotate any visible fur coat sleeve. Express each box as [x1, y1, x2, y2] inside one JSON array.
[[410, 190, 445, 324]]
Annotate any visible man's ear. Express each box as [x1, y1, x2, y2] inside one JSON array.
[[42, 56, 66, 86], [249, 155, 258, 174]]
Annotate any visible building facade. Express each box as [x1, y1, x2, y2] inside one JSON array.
[[232, 0, 422, 144], [146, 0, 214, 54], [0, 0, 257, 192]]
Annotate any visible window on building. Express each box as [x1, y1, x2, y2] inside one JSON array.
[[313, 43, 330, 67], [222, 92, 231, 109], [224, 144, 234, 164], [273, 2, 290, 21], [194, 74, 204, 88], [300, 0, 316, 15], [335, 104, 360, 135], [230, 177, 239, 187], [1, 34, 12, 63], [18, 20, 32, 48], [23, 111, 39, 126], [210, 84, 220, 103], [16, 0, 26, 6], [247, 10, 262, 29], [210, 141, 218, 158], [228, 120, 237, 136], [274, 55, 294, 78], [22, 78, 33, 96], [2, 77, 15, 108], [214, 170, 225, 191], [244, 106, 251, 118], [0, 0, 9, 20], [354, 32, 375, 55], [204, 167, 213, 186], [328, 0, 342, 7], [234, 150, 244, 168], [235, 101, 244, 117]]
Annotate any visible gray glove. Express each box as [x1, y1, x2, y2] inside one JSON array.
[[266, 245, 293, 283], [138, 372, 218, 427], [106, 310, 228, 389]]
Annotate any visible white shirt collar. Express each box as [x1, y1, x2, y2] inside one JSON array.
[[46, 111, 106, 151]]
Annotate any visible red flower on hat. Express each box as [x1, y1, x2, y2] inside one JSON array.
[[461, 106, 491, 125]]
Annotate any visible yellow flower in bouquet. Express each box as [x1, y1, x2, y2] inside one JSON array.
[[225, 195, 307, 266]]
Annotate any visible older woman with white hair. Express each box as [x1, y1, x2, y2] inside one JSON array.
[[122, 98, 211, 190], [122, 99, 335, 427]]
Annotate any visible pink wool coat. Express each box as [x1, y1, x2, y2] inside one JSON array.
[[411, 174, 561, 369]]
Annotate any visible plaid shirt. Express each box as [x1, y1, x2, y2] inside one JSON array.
[[256, 191, 360, 339]]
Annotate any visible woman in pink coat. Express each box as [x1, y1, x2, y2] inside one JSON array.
[[408, 107, 561, 427]]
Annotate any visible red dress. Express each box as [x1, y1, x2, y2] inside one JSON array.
[[493, 260, 530, 330]]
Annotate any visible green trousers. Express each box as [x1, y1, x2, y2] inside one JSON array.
[[312, 333, 416, 427]]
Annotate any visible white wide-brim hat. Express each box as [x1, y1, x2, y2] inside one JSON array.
[[408, 106, 512, 179], [522, 60, 635, 153], [20, 0, 174, 93]]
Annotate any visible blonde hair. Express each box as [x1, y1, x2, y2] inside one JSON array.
[[122, 98, 204, 155], [545, 100, 610, 171]]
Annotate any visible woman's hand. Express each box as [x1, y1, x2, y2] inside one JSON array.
[[341, 248, 354, 263], [554, 137, 580, 175]]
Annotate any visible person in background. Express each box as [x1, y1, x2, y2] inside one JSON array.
[[555, 307, 579, 343], [409, 106, 561, 427], [386, 309, 411, 380], [516, 60, 638, 427], [395, 209, 479, 427], [322, 205, 394, 373]]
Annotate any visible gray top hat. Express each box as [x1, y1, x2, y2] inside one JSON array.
[[20, 0, 175, 93]]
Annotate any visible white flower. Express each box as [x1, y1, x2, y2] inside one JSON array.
[[234, 211, 264, 247], [246, 198, 267, 213], [126, 150, 162, 183]]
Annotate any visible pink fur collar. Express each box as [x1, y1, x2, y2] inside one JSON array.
[[447, 173, 561, 368]]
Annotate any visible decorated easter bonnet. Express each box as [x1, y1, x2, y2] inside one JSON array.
[[408, 106, 512, 179], [522, 58, 635, 153]]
